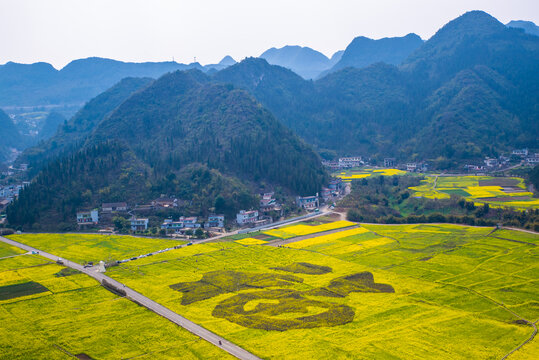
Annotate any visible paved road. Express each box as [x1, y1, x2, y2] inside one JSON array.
[[0, 236, 261, 360]]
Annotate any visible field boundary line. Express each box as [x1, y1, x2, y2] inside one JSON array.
[[266, 225, 360, 247], [437, 281, 537, 360], [0, 236, 261, 360]]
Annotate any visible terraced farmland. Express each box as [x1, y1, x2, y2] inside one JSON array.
[[0, 252, 230, 359], [101, 223, 538, 359], [409, 175, 539, 209]]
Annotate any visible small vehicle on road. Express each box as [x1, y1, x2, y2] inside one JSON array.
[[187, 242, 193, 246]]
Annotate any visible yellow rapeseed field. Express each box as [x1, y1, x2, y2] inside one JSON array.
[[263, 220, 355, 239], [0, 253, 231, 359], [235, 238, 267, 245], [7, 233, 183, 263], [409, 175, 539, 209], [100, 222, 537, 359]]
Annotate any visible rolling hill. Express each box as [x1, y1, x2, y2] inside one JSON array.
[[7, 70, 327, 230]]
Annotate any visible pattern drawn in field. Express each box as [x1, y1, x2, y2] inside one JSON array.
[[105, 222, 537, 359], [171, 267, 394, 331]]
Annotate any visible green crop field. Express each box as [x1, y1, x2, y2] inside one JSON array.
[[6, 233, 183, 264], [98, 223, 539, 359], [409, 175, 539, 209], [0, 252, 230, 359]]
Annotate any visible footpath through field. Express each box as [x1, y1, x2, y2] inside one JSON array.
[[0, 236, 261, 360]]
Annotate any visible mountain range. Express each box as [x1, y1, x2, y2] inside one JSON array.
[[5, 11, 539, 229], [215, 11, 538, 164], [0, 56, 236, 107]]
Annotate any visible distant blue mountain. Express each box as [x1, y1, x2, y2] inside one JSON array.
[[322, 33, 423, 77], [0, 57, 235, 107], [506, 20, 539, 36], [260, 45, 333, 79]]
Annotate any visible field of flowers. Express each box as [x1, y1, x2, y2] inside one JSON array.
[[409, 175, 539, 209], [335, 168, 406, 181], [0, 252, 229, 359], [262, 220, 355, 239], [6, 233, 183, 264], [0, 241, 27, 258], [102, 222, 537, 359]]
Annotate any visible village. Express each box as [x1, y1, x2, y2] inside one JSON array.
[[1, 148, 536, 235], [70, 177, 347, 238], [322, 148, 539, 173]]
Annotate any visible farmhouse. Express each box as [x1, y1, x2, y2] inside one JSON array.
[[152, 197, 178, 208], [320, 187, 332, 200], [206, 214, 225, 228], [0, 198, 11, 212], [102, 202, 128, 212], [296, 195, 319, 210], [329, 178, 344, 194], [484, 158, 499, 167], [526, 156, 539, 164], [384, 158, 396, 167], [77, 210, 99, 225], [180, 216, 201, 228], [338, 157, 363, 168], [130, 217, 149, 231], [237, 210, 259, 225], [512, 148, 529, 157], [321, 160, 340, 170]]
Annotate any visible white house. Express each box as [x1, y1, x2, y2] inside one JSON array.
[[206, 214, 225, 228], [236, 210, 259, 225], [130, 218, 149, 231], [296, 195, 319, 210], [77, 210, 99, 225], [102, 202, 128, 212]]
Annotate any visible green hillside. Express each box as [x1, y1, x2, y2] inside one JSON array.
[[7, 71, 327, 230]]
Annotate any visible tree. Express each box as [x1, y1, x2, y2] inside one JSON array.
[[113, 216, 129, 232], [194, 228, 205, 239]]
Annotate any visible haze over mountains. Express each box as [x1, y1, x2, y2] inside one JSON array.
[[5, 10, 539, 230]]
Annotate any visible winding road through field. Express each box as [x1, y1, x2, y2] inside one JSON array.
[[0, 236, 261, 360]]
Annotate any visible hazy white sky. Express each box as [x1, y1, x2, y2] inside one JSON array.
[[1, 0, 537, 69]]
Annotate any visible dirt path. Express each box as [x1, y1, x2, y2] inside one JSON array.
[[0, 236, 261, 360]]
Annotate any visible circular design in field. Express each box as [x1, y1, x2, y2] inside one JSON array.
[[212, 288, 355, 331]]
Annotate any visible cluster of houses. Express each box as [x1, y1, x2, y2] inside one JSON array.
[[473, 149, 539, 171], [512, 149, 539, 165], [160, 215, 225, 233], [75, 177, 350, 232], [1, 163, 28, 177], [323, 156, 431, 173], [0, 182, 29, 212]]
